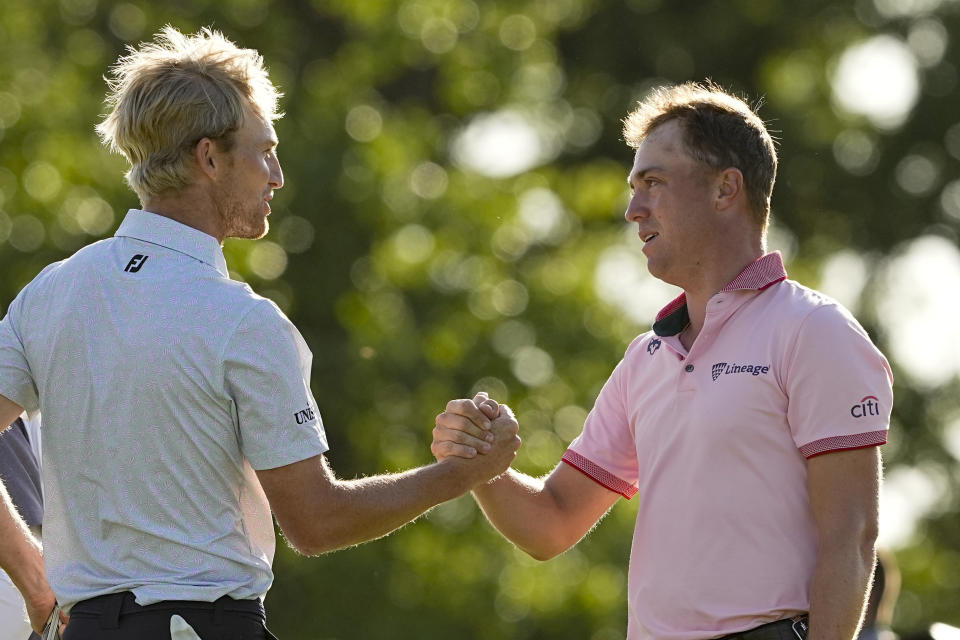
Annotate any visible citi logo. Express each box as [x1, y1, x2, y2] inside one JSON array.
[[850, 396, 881, 419], [711, 362, 771, 382], [294, 406, 316, 424], [647, 338, 661, 355], [124, 254, 149, 273]]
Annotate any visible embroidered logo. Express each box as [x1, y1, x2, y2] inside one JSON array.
[[124, 254, 149, 273], [711, 362, 771, 382], [294, 406, 316, 424], [647, 338, 661, 355], [850, 396, 881, 418]]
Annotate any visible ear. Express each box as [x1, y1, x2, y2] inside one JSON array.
[[715, 167, 744, 212], [194, 137, 220, 181]]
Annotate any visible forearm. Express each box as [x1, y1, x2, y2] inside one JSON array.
[[473, 470, 557, 559], [807, 538, 876, 640], [0, 480, 47, 608], [472, 469, 574, 561], [310, 460, 472, 553], [805, 447, 881, 640]]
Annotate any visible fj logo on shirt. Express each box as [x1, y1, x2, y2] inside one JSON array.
[[710, 362, 771, 382], [647, 338, 661, 355], [294, 406, 316, 424], [850, 395, 881, 418], [124, 254, 149, 273]]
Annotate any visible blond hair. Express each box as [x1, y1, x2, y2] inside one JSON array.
[[622, 81, 777, 227], [96, 26, 282, 202]]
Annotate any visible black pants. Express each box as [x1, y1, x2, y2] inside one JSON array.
[[717, 616, 808, 640], [62, 592, 279, 640]]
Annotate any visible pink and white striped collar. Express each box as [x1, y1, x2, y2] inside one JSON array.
[[652, 252, 787, 336]]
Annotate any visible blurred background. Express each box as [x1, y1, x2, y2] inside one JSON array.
[[1, 0, 959, 637]]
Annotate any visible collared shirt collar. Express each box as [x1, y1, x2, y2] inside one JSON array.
[[114, 209, 229, 278], [651, 251, 788, 337]]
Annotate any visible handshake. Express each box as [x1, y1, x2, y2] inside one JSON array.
[[431, 392, 522, 489]]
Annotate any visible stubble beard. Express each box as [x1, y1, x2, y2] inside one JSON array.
[[218, 189, 269, 240]]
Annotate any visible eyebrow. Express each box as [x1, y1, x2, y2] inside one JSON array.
[[628, 165, 665, 185]]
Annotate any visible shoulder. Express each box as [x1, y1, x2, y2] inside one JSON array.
[[610, 330, 662, 382], [624, 329, 660, 359], [19, 237, 122, 289], [766, 279, 867, 336], [227, 293, 306, 352], [772, 281, 890, 381], [236, 291, 291, 327]]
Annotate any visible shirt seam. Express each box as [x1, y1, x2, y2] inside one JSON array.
[[218, 299, 273, 429], [780, 299, 830, 396]]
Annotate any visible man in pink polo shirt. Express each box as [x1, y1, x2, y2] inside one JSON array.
[[433, 81, 892, 640]]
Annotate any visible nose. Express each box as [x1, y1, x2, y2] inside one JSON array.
[[269, 155, 284, 190], [624, 192, 648, 222]]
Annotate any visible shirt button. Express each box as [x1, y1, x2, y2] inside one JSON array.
[[685, 364, 694, 372]]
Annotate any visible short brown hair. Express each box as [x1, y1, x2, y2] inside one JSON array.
[[96, 26, 282, 202], [622, 81, 777, 227]]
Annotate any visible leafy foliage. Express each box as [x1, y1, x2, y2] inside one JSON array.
[[1, 0, 958, 637]]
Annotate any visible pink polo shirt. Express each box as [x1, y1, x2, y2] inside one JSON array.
[[562, 252, 892, 640]]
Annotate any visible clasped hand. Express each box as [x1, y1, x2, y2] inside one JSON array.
[[432, 392, 520, 482]]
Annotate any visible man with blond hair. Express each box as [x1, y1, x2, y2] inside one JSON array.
[[435, 82, 893, 640], [0, 26, 519, 639]]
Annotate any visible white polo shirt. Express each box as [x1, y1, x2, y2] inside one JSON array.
[[0, 209, 328, 610], [562, 252, 893, 640]]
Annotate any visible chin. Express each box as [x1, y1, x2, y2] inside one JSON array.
[[644, 259, 680, 288], [225, 208, 269, 240], [244, 220, 269, 240]]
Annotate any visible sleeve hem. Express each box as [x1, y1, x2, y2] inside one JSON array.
[[799, 430, 887, 459], [562, 450, 637, 499], [0, 384, 35, 415], [249, 438, 329, 471]]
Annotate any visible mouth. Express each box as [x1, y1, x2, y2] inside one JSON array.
[[641, 232, 659, 244], [264, 193, 273, 215]]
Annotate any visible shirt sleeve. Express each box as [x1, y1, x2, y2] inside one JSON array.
[[562, 346, 640, 499], [223, 299, 328, 470], [0, 291, 39, 413], [784, 304, 893, 458]]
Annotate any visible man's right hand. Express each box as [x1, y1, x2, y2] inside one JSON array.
[[432, 392, 503, 461], [437, 402, 521, 486]]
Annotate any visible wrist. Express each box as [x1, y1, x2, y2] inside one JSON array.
[[437, 455, 505, 497], [472, 468, 511, 494], [434, 457, 479, 496]]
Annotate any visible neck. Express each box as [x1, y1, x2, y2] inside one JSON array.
[[678, 235, 765, 349], [142, 187, 223, 243]]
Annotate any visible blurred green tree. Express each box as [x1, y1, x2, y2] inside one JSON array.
[[1, 0, 958, 637]]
